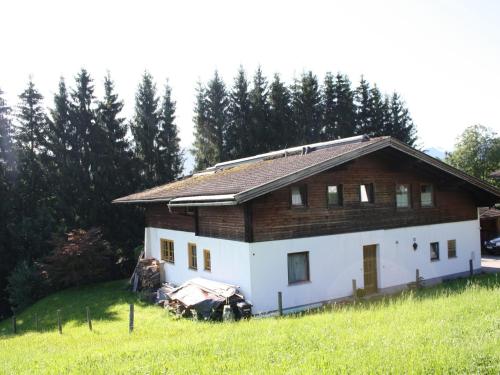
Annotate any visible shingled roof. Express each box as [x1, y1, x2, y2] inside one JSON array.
[[113, 135, 500, 206]]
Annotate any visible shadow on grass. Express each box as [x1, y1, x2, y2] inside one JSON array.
[[0, 279, 151, 337]]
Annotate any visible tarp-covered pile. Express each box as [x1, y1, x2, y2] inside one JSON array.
[[158, 278, 252, 320]]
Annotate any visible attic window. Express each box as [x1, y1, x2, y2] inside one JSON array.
[[360, 183, 374, 203], [291, 185, 307, 207]]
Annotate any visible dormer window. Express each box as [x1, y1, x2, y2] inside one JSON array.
[[291, 185, 307, 207]]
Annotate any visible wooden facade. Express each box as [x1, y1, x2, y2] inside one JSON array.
[[145, 151, 479, 243]]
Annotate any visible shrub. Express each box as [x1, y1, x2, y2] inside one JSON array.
[[42, 228, 117, 290], [6, 260, 46, 313]]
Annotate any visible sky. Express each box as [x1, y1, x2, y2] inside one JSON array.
[[1, 0, 499, 161]]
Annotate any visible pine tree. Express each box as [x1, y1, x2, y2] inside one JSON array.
[[0, 88, 15, 318], [14, 79, 54, 260], [291, 71, 323, 144], [205, 71, 229, 162], [69, 69, 98, 226], [388, 93, 417, 146], [323, 72, 336, 140], [45, 78, 78, 229], [0, 88, 15, 172], [368, 85, 386, 137], [268, 74, 293, 149], [226, 67, 251, 159], [192, 82, 213, 171], [249, 67, 270, 153], [131, 72, 160, 187], [95, 73, 142, 246], [156, 81, 183, 183], [332, 73, 356, 139], [354, 76, 372, 136]]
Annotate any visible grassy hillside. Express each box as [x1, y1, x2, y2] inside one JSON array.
[[1, 275, 499, 374]]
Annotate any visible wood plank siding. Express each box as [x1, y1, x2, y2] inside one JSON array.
[[251, 151, 478, 242], [145, 150, 478, 242], [145, 204, 246, 241]]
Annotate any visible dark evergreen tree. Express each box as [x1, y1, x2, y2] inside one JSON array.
[[368, 85, 386, 137], [354, 76, 372, 136], [291, 71, 323, 144], [156, 81, 183, 183], [332, 73, 356, 139], [268, 74, 293, 149], [322, 72, 336, 140], [14, 79, 54, 261], [0, 88, 15, 172], [226, 67, 251, 159], [388, 93, 417, 146], [205, 71, 229, 163], [131, 72, 160, 187], [0, 88, 15, 318], [249, 67, 270, 153], [69, 69, 98, 226], [95, 73, 143, 249], [192, 82, 213, 171], [45, 78, 78, 229]]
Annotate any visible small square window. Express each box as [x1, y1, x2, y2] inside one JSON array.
[[291, 185, 307, 207], [203, 249, 211, 271], [288, 251, 310, 284], [188, 243, 197, 270], [448, 240, 457, 258], [160, 239, 175, 263], [430, 242, 440, 261], [360, 183, 374, 203], [421, 184, 434, 207], [327, 185, 343, 207], [396, 184, 410, 208]]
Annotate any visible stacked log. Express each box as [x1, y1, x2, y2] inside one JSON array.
[[131, 258, 161, 292]]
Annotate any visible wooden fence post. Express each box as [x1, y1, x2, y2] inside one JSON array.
[[352, 279, 357, 299], [57, 310, 62, 334], [86, 307, 92, 331], [277, 292, 283, 317], [129, 304, 134, 333], [12, 315, 16, 334], [469, 259, 473, 276], [35, 313, 38, 331]]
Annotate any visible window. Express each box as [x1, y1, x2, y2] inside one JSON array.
[[360, 183, 374, 203], [291, 185, 307, 207], [327, 185, 343, 207], [160, 239, 175, 263], [430, 242, 440, 261], [396, 184, 410, 208], [448, 240, 457, 258], [287, 251, 310, 284], [420, 184, 434, 207], [188, 243, 197, 270], [203, 249, 211, 271]]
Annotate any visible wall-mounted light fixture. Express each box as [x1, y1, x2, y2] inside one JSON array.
[[412, 238, 418, 251]]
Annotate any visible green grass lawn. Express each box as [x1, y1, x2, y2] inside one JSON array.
[[1, 274, 499, 374]]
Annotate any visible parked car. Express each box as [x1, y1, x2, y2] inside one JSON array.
[[484, 236, 500, 254]]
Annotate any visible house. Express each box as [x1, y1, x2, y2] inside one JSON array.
[[114, 135, 500, 314]]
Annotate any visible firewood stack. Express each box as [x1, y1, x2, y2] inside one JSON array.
[[131, 258, 161, 292]]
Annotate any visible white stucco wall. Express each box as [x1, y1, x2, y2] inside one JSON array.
[[145, 219, 480, 314], [144, 227, 253, 301], [248, 219, 481, 313]]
